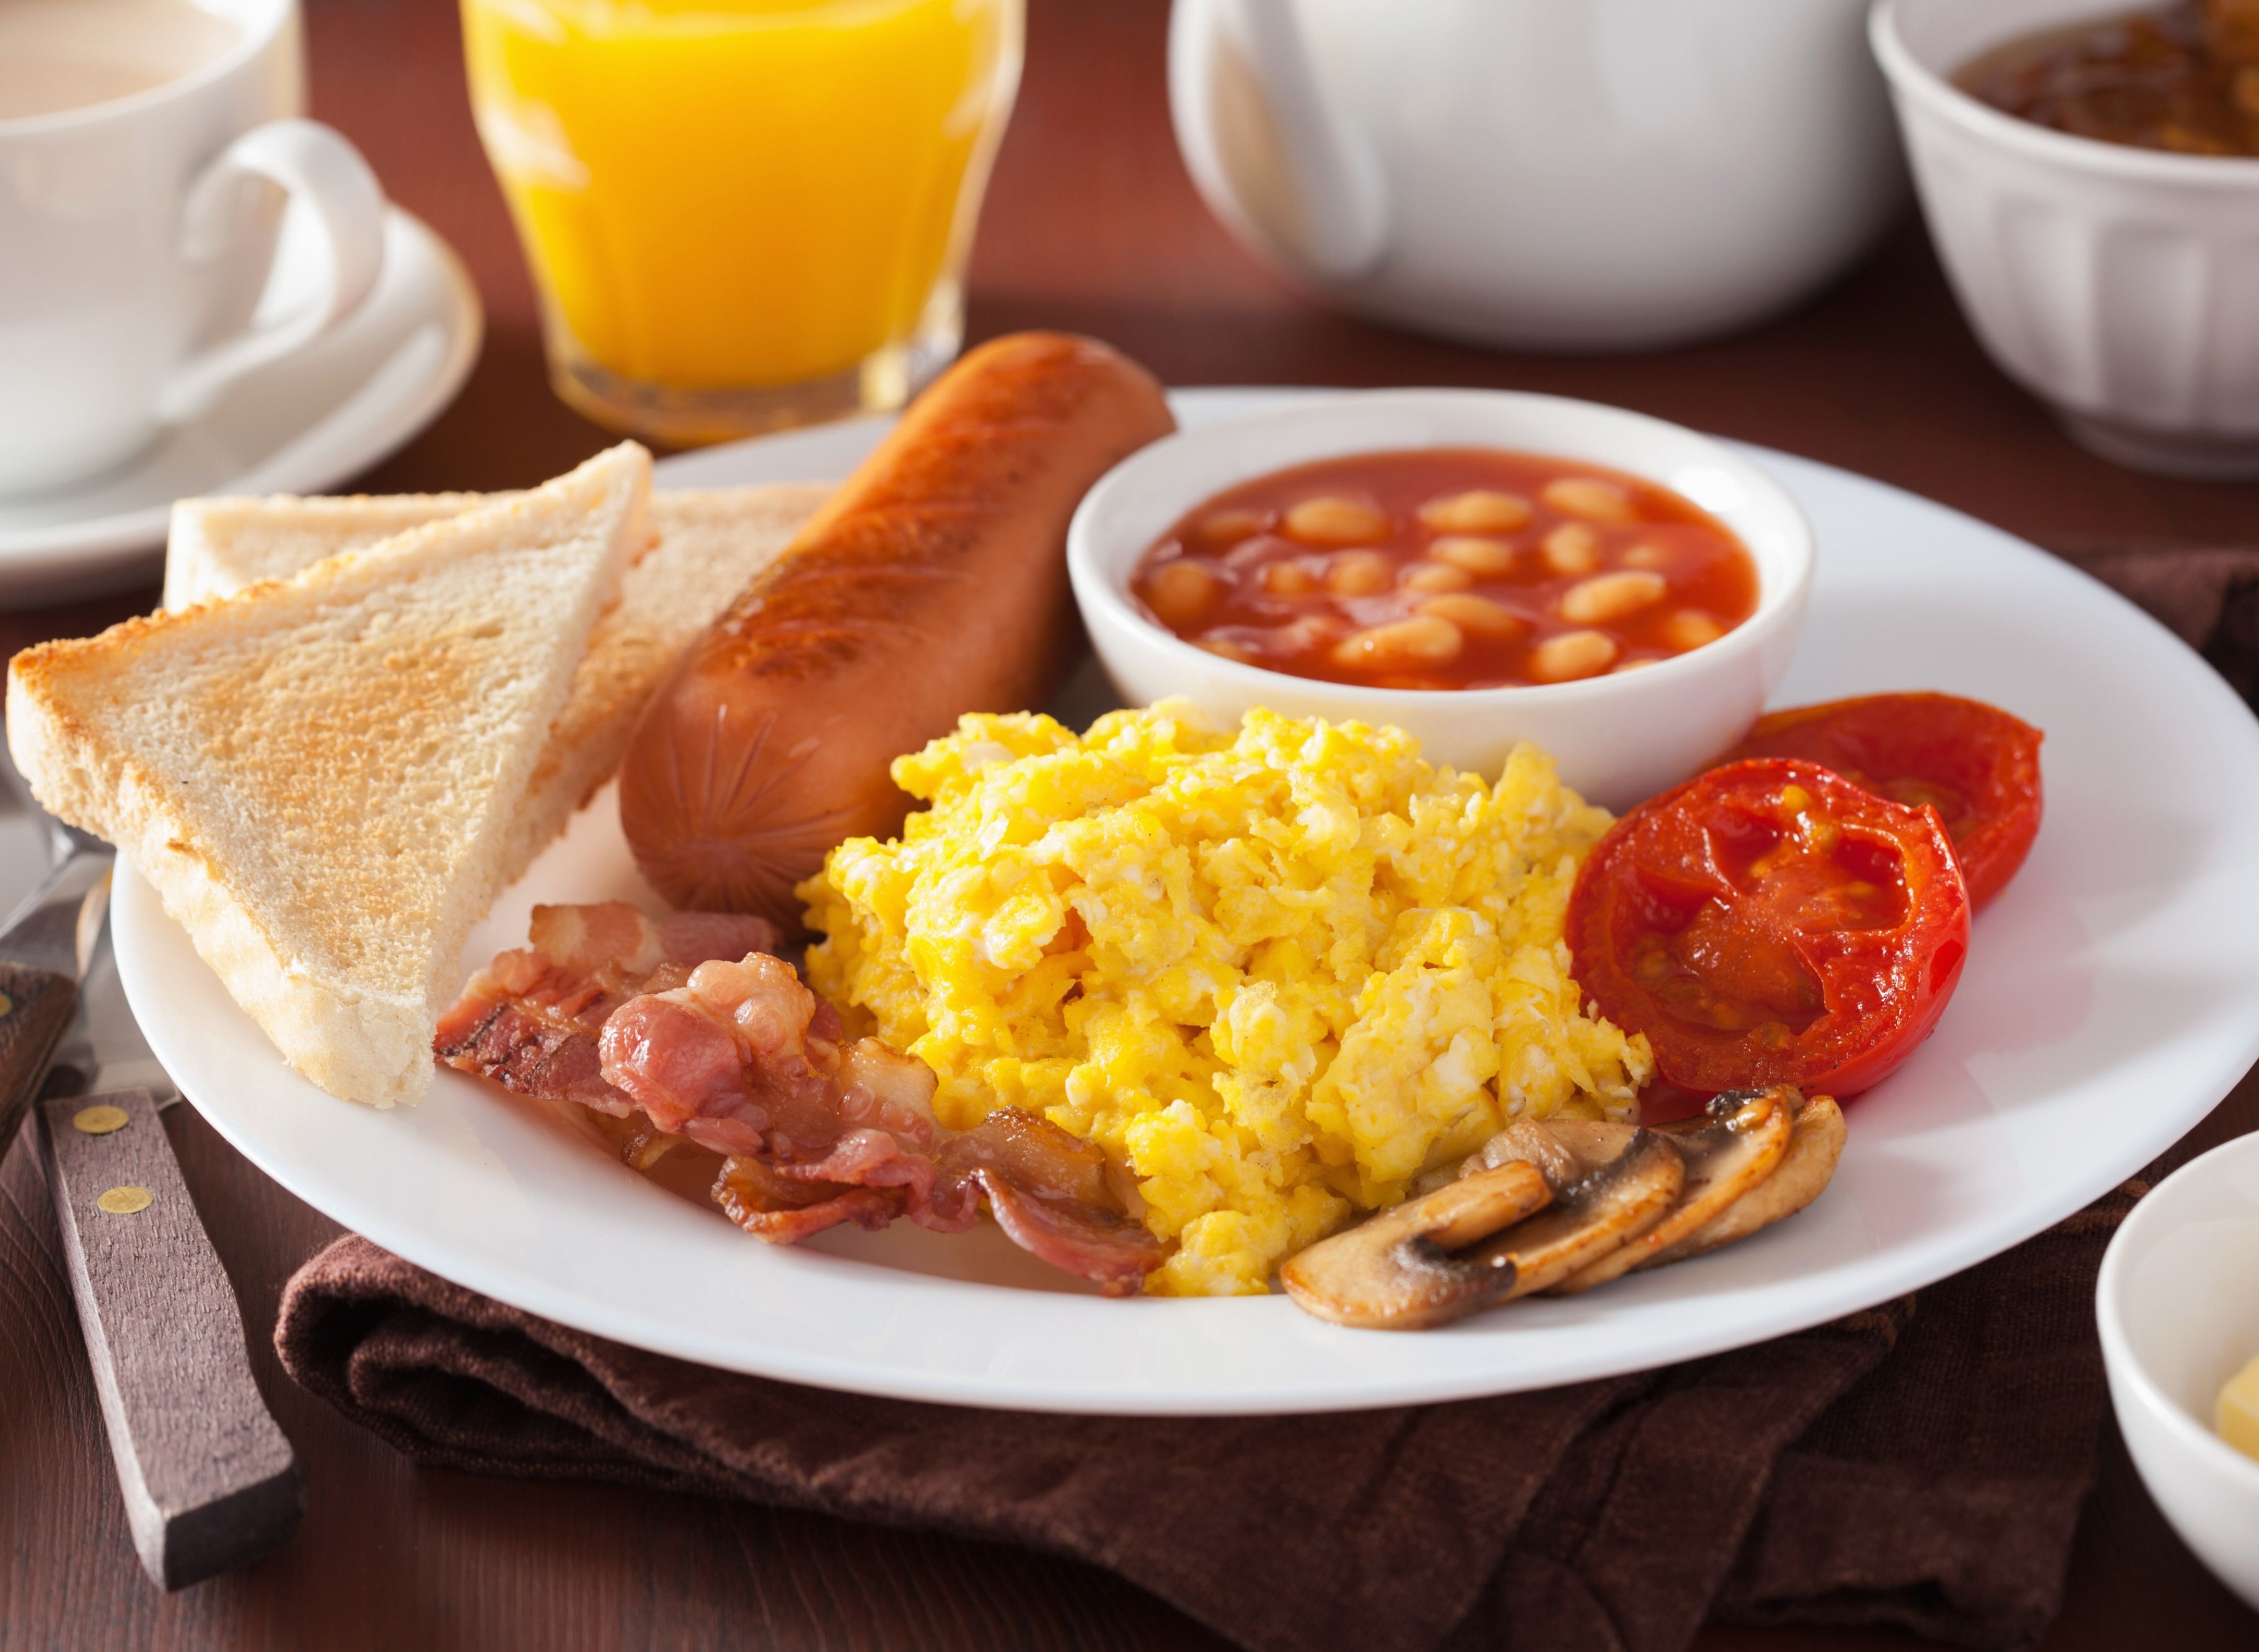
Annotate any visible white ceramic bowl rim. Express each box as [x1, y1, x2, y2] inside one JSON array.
[[2097, 1134, 2259, 1495], [1068, 387, 1816, 714], [1872, 0, 2259, 185], [0, 0, 291, 139]]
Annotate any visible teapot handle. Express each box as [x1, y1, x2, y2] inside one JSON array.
[[1168, 0, 1389, 280]]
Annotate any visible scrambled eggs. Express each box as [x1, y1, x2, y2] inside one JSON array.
[[798, 703, 1652, 1296]]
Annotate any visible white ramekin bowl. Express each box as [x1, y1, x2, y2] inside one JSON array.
[[1874, 0, 2259, 480], [1065, 390, 1814, 810], [2097, 1132, 2259, 1613]]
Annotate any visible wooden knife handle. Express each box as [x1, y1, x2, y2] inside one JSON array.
[[0, 960, 76, 1158], [34, 1086, 302, 1589]]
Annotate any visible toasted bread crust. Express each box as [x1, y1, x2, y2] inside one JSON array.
[[165, 493, 497, 610]]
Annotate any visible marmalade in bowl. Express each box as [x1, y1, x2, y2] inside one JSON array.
[[1957, 0, 2259, 159]]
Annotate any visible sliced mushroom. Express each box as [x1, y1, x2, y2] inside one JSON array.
[[1464, 1117, 1587, 1188], [1546, 1086, 1796, 1294], [1636, 1093, 1846, 1272], [1455, 1121, 1686, 1299], [1279, 1161, 1552, 1330]]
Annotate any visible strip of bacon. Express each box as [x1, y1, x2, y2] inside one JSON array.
[[713, 1156, 903, 1243], [596, 955, 941, 1170], [438, 902, 1165, 1294], [598, 962, 1163, 1292], [434, 902, 781, 1117], [701, 1104, 1163, 1294], [935, 1110, 1165, 1296]]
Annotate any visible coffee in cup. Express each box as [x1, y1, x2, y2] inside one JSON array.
[[0, 0, 245, 121]]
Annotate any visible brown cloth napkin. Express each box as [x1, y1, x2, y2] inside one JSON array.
[[275, 1192, 2136, 1652], [2052, 541, 2259, 701], [273, 547, 2259, 1652]]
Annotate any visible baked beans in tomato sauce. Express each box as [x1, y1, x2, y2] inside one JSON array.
[[1129, 449, 1760, 691]]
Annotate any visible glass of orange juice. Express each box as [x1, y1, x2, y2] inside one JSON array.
[[461, 0, 1023, 441]]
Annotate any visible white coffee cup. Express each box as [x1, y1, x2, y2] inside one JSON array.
[[1168, 0, 1906, 352], [0, 0, 387, 494]]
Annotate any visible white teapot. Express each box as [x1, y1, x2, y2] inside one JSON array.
[[1169, 0, 1906, 350]]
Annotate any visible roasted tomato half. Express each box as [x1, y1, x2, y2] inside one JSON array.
[[1569, 758, 1971, 1099], [1723, 692, 2042, 908]]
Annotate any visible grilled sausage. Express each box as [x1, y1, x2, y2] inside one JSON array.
[[619, 332, 1175, 927]]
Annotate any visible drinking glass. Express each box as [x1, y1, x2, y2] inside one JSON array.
[[462, 0, 1023, 442]]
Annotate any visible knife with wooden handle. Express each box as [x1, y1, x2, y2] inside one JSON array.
[[1, 740, 301, 1589]]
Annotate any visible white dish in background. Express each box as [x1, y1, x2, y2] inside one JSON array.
[[1068, 389, 1813, 811], [2099, 1134, 2259, 1612], [0, 205, 481, 605], [1169, 0, 1905, 350], [1874, 0, 2259, 480], [115, 389, 2259, 1415]]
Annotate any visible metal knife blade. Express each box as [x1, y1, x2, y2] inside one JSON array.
[[0, 726, 73, 897], [0, 721, 162, 1106], [0, 732, 112, 1163], [43, 906, 176, 1110]]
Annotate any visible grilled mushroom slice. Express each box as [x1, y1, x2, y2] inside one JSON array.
[[1638, 1093, 1846, 1271], [1279, 1161, 1552, 1330], [1548, 1086, 1797, 1294], [1454, 1120, 1686, 1299]]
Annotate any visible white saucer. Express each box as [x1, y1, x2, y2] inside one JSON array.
[[0, 206, 482, 607]]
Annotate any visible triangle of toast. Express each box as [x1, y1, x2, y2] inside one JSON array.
[[6, 443, 651, 1107]]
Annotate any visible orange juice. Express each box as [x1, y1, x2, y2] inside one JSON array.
[[462, 0, 1021, 431]]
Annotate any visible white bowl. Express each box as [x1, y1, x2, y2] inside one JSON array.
[[1065, 390, 1814, 809], [2098, 1133, 2259, 1612], [1168, 0, 1906, 352], [1874, 0, 2259, 480]]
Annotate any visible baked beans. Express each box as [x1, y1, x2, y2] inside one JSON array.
[[1129, 448, 1759, 690]]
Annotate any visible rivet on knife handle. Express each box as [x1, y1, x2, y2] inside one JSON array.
[[34, 1086, 302, 1589], [0, 959, 77, 1158]]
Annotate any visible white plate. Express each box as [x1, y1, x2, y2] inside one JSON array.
[[114, 388, 2259, 1415], [0, 206, 482, 606]]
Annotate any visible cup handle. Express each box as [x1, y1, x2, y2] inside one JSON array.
[[156, 120, 388, 424]]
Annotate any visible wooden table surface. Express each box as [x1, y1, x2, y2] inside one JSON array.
[[6, 2, 2259, 1647]]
